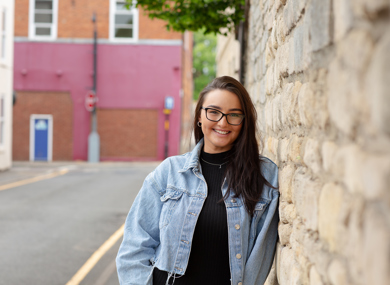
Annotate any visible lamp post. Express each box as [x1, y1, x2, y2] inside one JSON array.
[[88, 12, 100, 163]]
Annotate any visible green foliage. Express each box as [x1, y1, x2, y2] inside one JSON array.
[[192, 30, 216, 100], [125, 0, 245, 35]]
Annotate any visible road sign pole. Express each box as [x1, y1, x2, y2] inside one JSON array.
[[88, 12, 100, 163]]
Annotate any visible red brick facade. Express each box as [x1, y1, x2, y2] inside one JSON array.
[[97, 109, 158, 159], [14, 0, 181, 40], [12, 91, 73, 160]]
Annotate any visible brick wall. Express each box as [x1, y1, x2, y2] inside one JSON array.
[[138, 8, 181, 40], [12, 91, 73, 160], [97, 109, 158, 159], [14, 0, 181, 40], [243, 0, 390, 285], [14, 0, 28, 37], [57, 0, 109, 39]]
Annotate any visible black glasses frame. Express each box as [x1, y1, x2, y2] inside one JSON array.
[[201, 107, 245, 126]]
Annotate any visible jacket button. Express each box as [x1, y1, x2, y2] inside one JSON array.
[[238, 282, 242, 285], [236, 253, 242, 259], [235, 224, 240, 230], [231, 199, 236, 203]]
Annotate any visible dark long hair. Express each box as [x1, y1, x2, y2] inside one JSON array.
[[193, 76, 273, 216]]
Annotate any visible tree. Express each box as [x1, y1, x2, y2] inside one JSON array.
[[192, 30, 216, 100], [125, 0, 245, 35]]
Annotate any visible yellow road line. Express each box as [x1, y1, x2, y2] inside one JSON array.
[[0, 168, 69, 192], [65, 224, 125, 285]]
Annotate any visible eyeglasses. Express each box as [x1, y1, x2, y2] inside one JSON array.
[[201, 107, 245, 125]]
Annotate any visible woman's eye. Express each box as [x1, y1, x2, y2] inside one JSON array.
[[230, 113, 241, 118], [209, 110, 219, 114]]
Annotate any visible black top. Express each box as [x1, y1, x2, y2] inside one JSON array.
[[153, 148, 232, 285]]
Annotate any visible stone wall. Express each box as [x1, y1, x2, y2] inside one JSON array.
[[216, 29, 240, 80], [244, 0, 390, 284]]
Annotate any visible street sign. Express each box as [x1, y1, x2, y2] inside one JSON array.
[[85, 90, 96, 112], [165, 96, 174, 110]]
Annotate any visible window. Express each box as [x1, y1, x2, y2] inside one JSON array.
[[0, 96, 4, 146], [110, 0, 138, 41], [29, 0, 58, 40], [1, 7, 5, 59]]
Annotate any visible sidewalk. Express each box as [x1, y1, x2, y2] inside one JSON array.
[[0, 161, 160, 186]]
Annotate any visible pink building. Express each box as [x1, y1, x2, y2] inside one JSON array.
[[13, 0, 191, 161]]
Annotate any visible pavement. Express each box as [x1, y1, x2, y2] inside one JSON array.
[[0, 160, 161, 187]]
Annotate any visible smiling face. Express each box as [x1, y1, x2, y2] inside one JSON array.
[[199, 89, 244, 153]]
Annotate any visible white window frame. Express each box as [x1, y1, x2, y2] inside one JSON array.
[[29, 114, 53, 162], [0, 7, 6, 61], [28, 0, 58, 40], [0, 95, 4, 148], [109, 0, 139, 42]]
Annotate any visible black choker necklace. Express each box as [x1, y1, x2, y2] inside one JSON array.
[[201, 158, 228, 169]]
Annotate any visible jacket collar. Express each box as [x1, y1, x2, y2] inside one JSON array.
[[179, 139, 204, 172]]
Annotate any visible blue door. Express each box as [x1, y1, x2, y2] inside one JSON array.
[[34, 119, 49, 161]]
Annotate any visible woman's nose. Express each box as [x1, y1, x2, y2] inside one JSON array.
[[218, 115, 229, 126]]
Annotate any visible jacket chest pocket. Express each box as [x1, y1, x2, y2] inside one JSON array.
[[159, 189, 184, 229], [249, 199, 270, 241]]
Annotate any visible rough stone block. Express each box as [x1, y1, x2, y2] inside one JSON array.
[[283, 0, 294, 33], [277, 138, 289, 163], [291, 20, 308, 73], [339, 145, 364, 193], [334, 0, 353, 42], [280, 202, 297, 224], [361, 154, 390, 200], [281, 82, 294, 127], [276, 13, 286, 44], [286, 81, 302, 127], [318, 183, 344, 251], [259, 78, 266, 104], [365, 30, 390, 136], [353, 0, 389, 19], [287, 135, 303, 163], [279, 247, 302, 285], [265, 100, 274, 132], [328, 30, 374, 135], [292, 167, 321, 231], [276, 41, 289, 77], [303, 138, 322, 174], [279, 164, 294, 203], [310, 266, 324, 285], [298, 83, 314, 127], [279, 222, 292, 246], [327, 60, 356, 136], [266, 63, 274, 95], [321, 141, 338, 173], [272, 93, 282, 131], [328, 259, 349, 285], [307, 0, 331, 51], [363, 205, 390, 285]]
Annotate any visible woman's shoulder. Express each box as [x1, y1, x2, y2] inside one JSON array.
[[259, 155, 278, 173], [259, 155, 279, 197], [151, 152, 193, 178]]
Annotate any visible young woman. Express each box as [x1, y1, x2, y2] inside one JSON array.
[[116, 76, 279, 285]]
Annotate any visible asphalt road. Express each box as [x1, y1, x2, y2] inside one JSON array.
[[0, 162, 159, 285]]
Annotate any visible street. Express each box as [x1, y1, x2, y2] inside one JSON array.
[[0, 162, 159, 285]]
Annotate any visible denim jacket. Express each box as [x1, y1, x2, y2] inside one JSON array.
[[116, 140, 279, 285]]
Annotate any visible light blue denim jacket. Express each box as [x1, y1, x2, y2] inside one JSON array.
[[116, 140, 279, 285]]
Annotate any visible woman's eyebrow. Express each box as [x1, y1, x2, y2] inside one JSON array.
[[207, 105, 243, 112]]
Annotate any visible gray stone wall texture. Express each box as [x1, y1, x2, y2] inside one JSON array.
[[244, 0, 390, 284]]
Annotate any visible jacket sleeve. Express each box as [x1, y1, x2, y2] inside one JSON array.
[[243, 161, 280, 285], [116, 170, 163, 285]]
